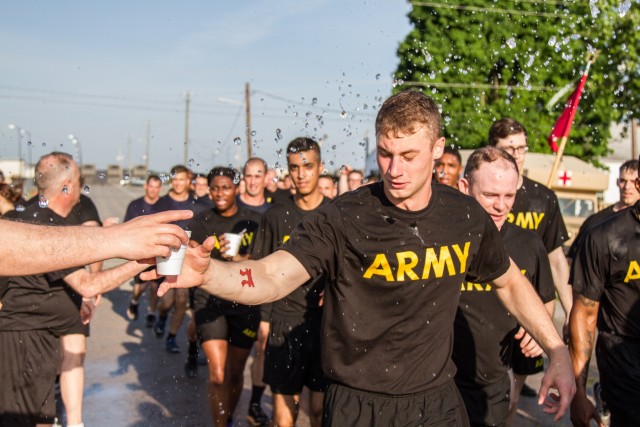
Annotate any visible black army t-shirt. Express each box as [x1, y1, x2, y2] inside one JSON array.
[[454, 222, 555, 387], [282, 182, 511, 395], [252, 195, 330, 320], [124, 197, 156, 221], [508, 176, 569, 253], [567, 204, 617, 260], [571, 202, 640, 339], [189, 206, 261, 311], [0, 203, 82, 336]]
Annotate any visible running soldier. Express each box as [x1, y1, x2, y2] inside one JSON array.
[[252, 137, 330, 427], [488, 118, 573, 410], [569, 155, 640, 426], [151, 91, 575, 426], [153, 165, 209, 353], [455, 147, 555, 426], [187, 167, 261, 427], [124, 174, 163, 326]]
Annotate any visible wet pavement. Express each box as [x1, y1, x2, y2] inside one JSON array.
[[79, 183, 598, 426]]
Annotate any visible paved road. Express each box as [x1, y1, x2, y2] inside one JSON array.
[[79, 183, 598, 427]]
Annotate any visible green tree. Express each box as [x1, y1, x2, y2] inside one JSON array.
[[394, 0, 639, 163]]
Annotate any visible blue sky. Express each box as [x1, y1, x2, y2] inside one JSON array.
[[0, 1, 412, 174]]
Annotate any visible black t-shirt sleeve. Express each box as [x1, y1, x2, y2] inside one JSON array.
[[281, 204, 344, 281], [532, 237, 556, 303], [570, 230, 605, 301], [542, 193, 569, 252], [466, 213, 511, 284], [77, 195, 102, 225], [45, 266, 82, 284]]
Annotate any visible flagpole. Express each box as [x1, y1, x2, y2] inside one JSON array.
[[546, 52, 598, 188]]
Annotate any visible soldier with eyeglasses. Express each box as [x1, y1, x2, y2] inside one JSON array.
[[488, 118, 574, 426]]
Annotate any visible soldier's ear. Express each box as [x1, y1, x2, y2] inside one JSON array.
[[458, 178, 470, 195]]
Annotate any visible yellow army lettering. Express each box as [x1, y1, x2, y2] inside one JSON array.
[[624, 260, 640, 283], [461, 269, 526, 292], [506, 212, 545, 230], [363, 242, 470, 282]]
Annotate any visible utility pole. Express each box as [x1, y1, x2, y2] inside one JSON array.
[[127, 133, 133, 175], [245, 82, 252, 160], [184, 91, 191, 166], [145, 120, 151, 172]]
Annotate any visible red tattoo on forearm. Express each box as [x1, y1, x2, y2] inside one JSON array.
[[240, 268, 255, 287]]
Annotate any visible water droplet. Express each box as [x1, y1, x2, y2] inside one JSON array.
[[38, 196, 49, 208], [375, 73, 381, 80], [83, 185, 90, 194], [233, 137, 241, 145], [340, 111, 348, 118], [16, 205, 25, 212], [505, 38, 516, 49], [124, 173, 130, 180], [251, 130, 257, 136], [98, 172, 105, 179], [276, 129, 282, 140], [311, 97, 318, 106], [62, 185, 69, 194], [188, 158, 195, 167], [41, 142, 46, 147]]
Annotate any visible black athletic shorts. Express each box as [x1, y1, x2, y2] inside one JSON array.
[[456, 374, 510, 427], [0, 330, 60, 426], [323, 380, 470, 427], [511, 335, 544, 375], [596, 331, 640, 426], [195, 304, 260, 349], [264, 315, 327, 395]]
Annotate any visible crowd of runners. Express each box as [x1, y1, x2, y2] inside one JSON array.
[[0, 90, 639, 427]]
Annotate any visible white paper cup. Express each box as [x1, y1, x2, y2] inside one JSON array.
[[224, 233, 243, 257], [156, 230, 191, 275]]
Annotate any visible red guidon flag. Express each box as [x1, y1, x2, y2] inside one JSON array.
[[548, 72, 589, 153]]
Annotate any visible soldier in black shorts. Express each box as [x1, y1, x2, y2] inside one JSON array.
[[153, 91, 575, 426], [569, 160, 640, 426], [252, 138, 330, 427], [487, 118, 573, 416], [454, 147, 556, 427], [187, 166, 261, 427], [0, 153, 153, 427]]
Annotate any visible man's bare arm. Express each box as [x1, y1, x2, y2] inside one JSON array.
[[144, 237, 312, 305], [549, 247, 572, 326], [1, 210, 192, 276], [64, 260, 150, 298], [568, 292, 602, 427], [493, 260, 576, 420]]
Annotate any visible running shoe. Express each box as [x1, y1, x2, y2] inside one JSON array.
[[184, 353, 198, 378], [166, 336, 180, 353], [520, 383, 537, 397], [247, 403, 270, 426], [154, 317, 166, 338], [594, 382, 611, 426], [127, 302, 139, 321], [146, 313, 156, 328]]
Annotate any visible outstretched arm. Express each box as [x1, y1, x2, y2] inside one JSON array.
[[568, 292, 603, 427], [548, 246, 572, 341], [1, 210, 192, 276], [143, 237, 312, 305], [64, 260, 150, 299], [492, 260, 576, 421]]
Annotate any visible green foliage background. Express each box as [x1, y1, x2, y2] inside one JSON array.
[[393, 0, 639, 163]]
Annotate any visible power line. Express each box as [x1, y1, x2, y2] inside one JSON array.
[[399, 80, 559, 91], [410, 1, 576, 18]]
